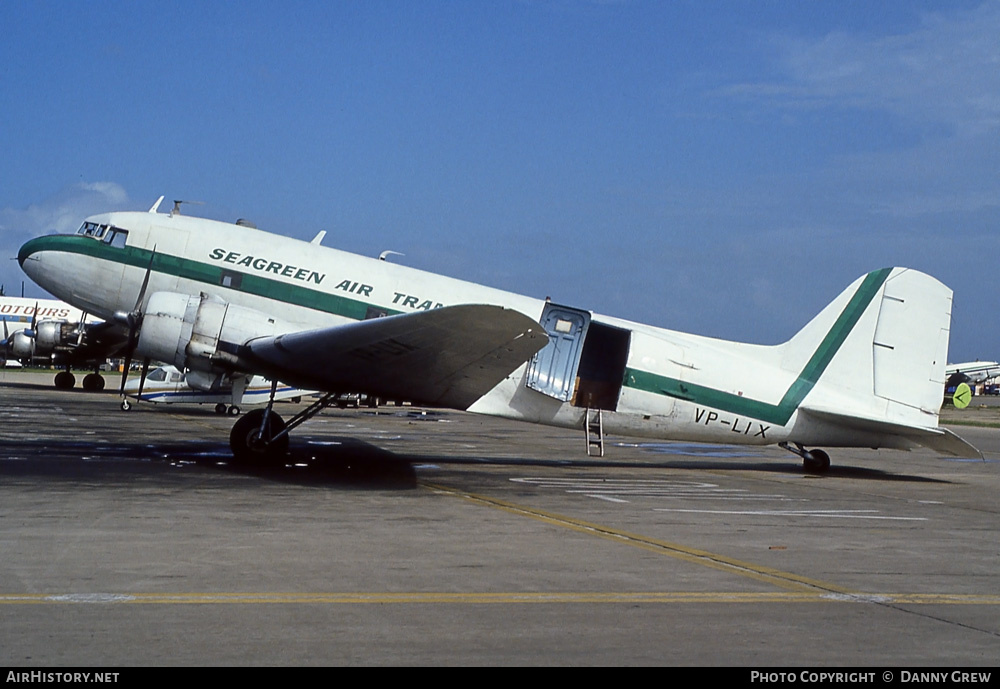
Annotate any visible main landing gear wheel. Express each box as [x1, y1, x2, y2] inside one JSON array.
[[229, 409, 288, 465], [82, 373, 105, 392], [215, 403, 227, 415], [54, 370, 76, 389]]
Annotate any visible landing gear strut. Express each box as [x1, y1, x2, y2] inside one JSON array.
[[228, 380, 341, 465], [780, 442, 831, 474]]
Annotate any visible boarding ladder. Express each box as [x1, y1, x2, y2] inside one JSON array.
[[585, 408, 604, 457]]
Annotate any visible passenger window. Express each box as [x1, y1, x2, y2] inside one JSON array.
[[221, 270, 242, 289]]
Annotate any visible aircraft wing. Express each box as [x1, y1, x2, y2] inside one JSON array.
[[242, 304, 547, 410], [798, 406, 982, 459]]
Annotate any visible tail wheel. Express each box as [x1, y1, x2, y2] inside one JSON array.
[[804, 449, 831, 474], [230, 409, 288, 465], [780, 442, 832, 474]]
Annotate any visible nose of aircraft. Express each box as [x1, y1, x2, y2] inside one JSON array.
[[17, 236, 50, 285]]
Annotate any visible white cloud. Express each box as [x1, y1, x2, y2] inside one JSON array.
[[710, 3, 1000, 228], [718, 3, 1000, 137]]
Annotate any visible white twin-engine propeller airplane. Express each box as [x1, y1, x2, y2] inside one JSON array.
[[18, 196, 980, 470]]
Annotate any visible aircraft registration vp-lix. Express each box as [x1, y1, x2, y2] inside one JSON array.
[[0, 295, 109, 388], [18, 197, 980, 471]]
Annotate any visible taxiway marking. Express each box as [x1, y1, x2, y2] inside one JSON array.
[[424, 481, 848, 595]]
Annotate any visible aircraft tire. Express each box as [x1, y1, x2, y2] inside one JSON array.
[[54, 371, 75, 389], [82, 373, 105, 392], [120, 399, 131, 411], [215, 404, 227, 415], [230, 409, 288, 465], [804, 449, 831, 474], [228, 406, 241, 416]]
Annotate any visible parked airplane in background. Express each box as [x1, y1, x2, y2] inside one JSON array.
[[945, 361, 1000, 387], [17, 197, 980, 470], [0, 295, 110, 388], [121, 364, 310, 414]]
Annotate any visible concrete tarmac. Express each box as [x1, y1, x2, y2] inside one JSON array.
[[1, 372, 998, 666]]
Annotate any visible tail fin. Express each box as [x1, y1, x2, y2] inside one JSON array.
[[780, 268, 977, 456]]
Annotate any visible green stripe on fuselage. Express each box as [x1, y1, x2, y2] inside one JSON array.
[[624, 268, 892, 426], [18, 235, 399, 321]]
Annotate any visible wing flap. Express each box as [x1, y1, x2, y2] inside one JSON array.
[[244, 304, 546, 409]]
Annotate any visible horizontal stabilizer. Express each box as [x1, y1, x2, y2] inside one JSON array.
[[917, 428, 985, 459], [800, 406, 982, 459]]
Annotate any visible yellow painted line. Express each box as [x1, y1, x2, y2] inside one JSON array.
[[423, 481, 850, 595], [2, 592, 999, 605]]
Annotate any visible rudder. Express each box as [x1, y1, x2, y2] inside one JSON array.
[[870, 269, 952, 418]]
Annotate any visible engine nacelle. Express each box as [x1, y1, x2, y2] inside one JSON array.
[[9, 320, 80, 360], [137, 291, 296, 374], [36, 320, 74, 352], [11, 331, 35, 359]]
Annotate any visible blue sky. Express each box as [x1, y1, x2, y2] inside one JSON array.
[[1, 1, 997, 362]]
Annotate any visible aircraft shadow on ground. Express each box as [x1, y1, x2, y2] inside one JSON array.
[[0, 437, 418, 489], [1, 436, 953, 487], [415, 453, 952, 483]]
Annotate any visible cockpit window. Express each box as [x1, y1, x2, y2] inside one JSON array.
[[77, 222, 127, 248], [148, 368, 167, 382], [103, 227, 128, 249], [77, 221, 106, 237]]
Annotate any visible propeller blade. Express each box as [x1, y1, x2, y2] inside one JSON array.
[[136, 358, 151, 401], [133, 247, 156, 313], [118, 246, 157, 396], [21, 302, 39, 339], [118, 338, 135, 395], [76, 312, 88, 346]]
